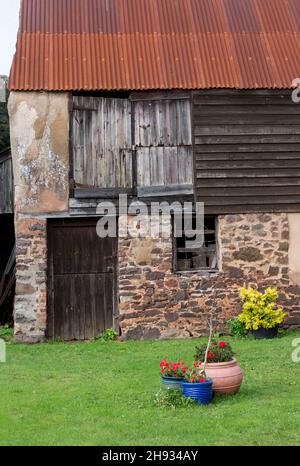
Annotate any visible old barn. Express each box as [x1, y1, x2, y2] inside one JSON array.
[[7, 0, 300, 342]]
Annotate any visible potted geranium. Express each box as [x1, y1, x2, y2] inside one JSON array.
[[181, 365, 213, 405], [194, 339, 243, 395], [160, 359, 188, 389], [181, 312, 215, 405], [238, 287, 285, 339]]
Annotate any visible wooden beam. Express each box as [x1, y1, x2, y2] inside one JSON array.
[[131, 90, 192, 102], [137, 184, 194, 198], [74, 187, 134, 199]]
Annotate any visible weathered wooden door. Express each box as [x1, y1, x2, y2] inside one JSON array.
[[47, 219, 117, 341], [132, 93, 193, 193], [72, 96, 132, 189]]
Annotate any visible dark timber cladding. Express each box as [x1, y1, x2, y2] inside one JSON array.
[[0, 149, 13, 214], [47, 219, 117, 341], [193, 90, 300, 214]]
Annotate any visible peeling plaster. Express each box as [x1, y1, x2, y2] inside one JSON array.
[[8, 91, 70, 214]]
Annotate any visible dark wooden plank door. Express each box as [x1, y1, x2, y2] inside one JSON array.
[[47, 219, 117, 341]]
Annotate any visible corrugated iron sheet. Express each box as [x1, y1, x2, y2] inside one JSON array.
[[9, 0, 300, 91]]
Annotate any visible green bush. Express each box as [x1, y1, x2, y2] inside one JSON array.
[[0, 326, 13, 342], [227, 318, 247, 338], [94, 328, 118, 342], [239, 287, 285, 330], [153, 389, 196, 409]]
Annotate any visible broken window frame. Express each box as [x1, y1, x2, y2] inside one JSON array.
[[173, 215, 218, 273]]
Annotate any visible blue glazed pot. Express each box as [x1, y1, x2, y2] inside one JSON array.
[[182, 380, 213, 404], [250, 326, 278, 340], [161, 376, 184, 390]]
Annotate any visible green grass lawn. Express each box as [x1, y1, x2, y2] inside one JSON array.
[[0, 330, 299, 446]]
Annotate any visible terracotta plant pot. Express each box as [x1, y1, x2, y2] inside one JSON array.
[[199, 358, 243, 395]]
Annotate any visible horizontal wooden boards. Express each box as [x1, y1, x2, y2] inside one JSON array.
[[193, 90, 300, 214], [131, 91, 191, 102], [74, 187, 134, 199], [137, 184, 193, 197], [195, 160, 300, 170], [195, 177, 300, 188], [204, 204, 300, 214]]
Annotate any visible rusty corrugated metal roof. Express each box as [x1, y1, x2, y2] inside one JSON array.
[[9, 0, 300, 91]]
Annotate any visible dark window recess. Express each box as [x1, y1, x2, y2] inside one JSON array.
[[174, 216, 217, 272]]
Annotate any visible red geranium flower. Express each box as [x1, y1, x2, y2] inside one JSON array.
[[218, 341, 227, 348], [171, 363, 179, 371], [207, 350, 215, 359], [211, 341, 216, 346], [198, 378, 206, 383]]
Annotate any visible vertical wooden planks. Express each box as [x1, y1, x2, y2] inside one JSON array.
[[0, 150, 14, 214], [71, 93, 193, 193], [72, 96, 132, 189], [133, 96, 193, 188], [47, 219, 117, 341]]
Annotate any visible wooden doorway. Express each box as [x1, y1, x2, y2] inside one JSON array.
[[47, 218, 117, 341], [0, 214, 15, 326]]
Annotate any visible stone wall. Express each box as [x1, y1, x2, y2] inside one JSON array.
[[119, 213, 300, 340], [14, 216, 47, 343], [8, 91, 69, 342]]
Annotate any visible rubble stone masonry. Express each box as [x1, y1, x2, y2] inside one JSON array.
[[9, 91, 69, 342], [14, 216, 47, 343], [119, 213, 300, 340]]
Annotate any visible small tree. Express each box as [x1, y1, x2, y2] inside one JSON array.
[[199, 310, 214, 378]]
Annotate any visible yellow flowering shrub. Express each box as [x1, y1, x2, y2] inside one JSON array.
[[238, 287, 285, 330]]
